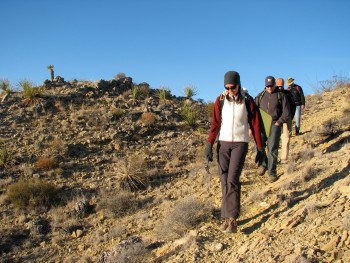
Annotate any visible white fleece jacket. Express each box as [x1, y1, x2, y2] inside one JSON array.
[[218, 91, 250, 143]]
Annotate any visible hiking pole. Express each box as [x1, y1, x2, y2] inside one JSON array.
[[204, 159, 212, 195]]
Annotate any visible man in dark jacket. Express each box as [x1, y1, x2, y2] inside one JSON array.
[[286, 77, 305, 135], [256, 76, 291, 182]]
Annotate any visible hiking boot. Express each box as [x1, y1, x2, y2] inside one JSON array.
[[258, 166, 267, 176], [220, 219, 229, 232], [223, 218, 237, 233], [269, 175, 278, 183]]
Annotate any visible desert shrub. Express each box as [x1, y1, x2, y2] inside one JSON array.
[[96, 189, 138, 218], [49, 138, 68, 157], [207, 102, 215, 119], [116, 158, 149, 192], [109, 243, 150, 263], [0, 143, 11, 166], [300, 165, 317, 182], [247, 190, 265, 203], [131, 85, 140, 100], [111, 107, 124, 119], [138, 84, 150, 98], [181, 104, 199, 129], [0, 79, 11, 94], [158, 87, 171, 101], [6, 178, 58, 210], [114, 72, 126, 80], [184, 85, 197, 99], [296, 147, 315, 162], [140, 112, 156, 126], [317, 75, 349, 92], [34, 157, 58, 171], [156, 197, 212, 240], [316, 119, 340, 137], [19, 80, 44, 103]]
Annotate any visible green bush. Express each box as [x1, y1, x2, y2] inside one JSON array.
[[19, 80, 44, 102], [0, 79, 11, 94], [184, 85, 197, 99], [181, 104, 199, 128], [6, 178, 58, 210], [158, 87, 171, 101]]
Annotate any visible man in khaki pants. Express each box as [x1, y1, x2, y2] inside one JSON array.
[[276, 78, 293, 163]]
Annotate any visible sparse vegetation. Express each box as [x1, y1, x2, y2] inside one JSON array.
[[34, 157, 58, 171], [158, 86, 171, 101], [114, 72, 126, 80], [140, 112, 156, 126], [180, 104, 199, 128], [0, 143, 11, 166], [184, 85, 197, 99], [19, 79, 44, 104], [316, 119, 340, 137], [156, 197, 212, 240], [116, 158, 149, 192], [6, 178, 58, 210], [0, 79, 12, 94], [96, 188, 138, 218]]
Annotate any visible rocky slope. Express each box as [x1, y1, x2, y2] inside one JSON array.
[[0, 78, 349, 263]]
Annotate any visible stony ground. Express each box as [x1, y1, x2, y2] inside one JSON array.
[[0, 79, 349, 263]]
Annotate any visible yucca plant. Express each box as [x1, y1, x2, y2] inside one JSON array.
[[0, 79, 11, 95], [47, 65, 54, 81], [158, 87, 171, 101], [19, 80, 44, 105], [181, 104, 199, 129], [184, 85, 197, 99], [117, 158, 149, 192], [132, 85, 140, 100]]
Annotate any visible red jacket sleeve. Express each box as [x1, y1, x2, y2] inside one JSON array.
[[207, 96, 221, 143]]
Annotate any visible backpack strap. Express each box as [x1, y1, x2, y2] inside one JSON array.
[[219, 93, 252, 116], [258, 89, 282, 107]]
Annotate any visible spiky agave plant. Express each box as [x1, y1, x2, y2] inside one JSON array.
[[19, 80, 44, 105], [117, 158, 149, 192]]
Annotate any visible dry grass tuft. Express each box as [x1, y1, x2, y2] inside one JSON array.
[[96, 188, 138, 218], [140, 112, 157, 126], [299, 165, 317, 182], [34, 156, 58, 171], [156, 197, 212, 240]]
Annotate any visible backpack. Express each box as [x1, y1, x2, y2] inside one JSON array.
[[283, 89, 296, 119], [257, 89, 296, 119]]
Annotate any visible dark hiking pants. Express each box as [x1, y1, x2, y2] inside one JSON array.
[[261, 124, 282, 177], [217, 141, 248, 219]]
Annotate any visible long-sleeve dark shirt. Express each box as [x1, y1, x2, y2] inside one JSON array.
[[255, 89, 291, 126]]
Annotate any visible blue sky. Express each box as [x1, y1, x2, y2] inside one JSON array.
[[0, 0, 349, 101]]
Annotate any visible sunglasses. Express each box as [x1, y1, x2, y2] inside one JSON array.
[[266, 85, 274, 88], [225, 86, 238, 90]]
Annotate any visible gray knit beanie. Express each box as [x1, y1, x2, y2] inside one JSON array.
[[224, 71, 241, 86]]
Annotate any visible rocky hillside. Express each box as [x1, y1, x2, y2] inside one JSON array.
[[0, 78, 349, 263]]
